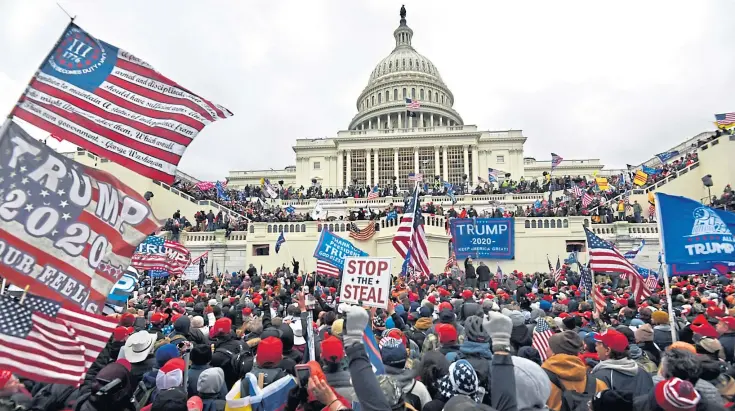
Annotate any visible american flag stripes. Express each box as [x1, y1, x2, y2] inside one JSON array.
[[715, 112, 735, 127], [392, 188, 430, 276], [554, 257, 562, 282], [0, 295, 86, 386], [585, 228, 651, 302], [13, 23, 232, 184], [407, 173, 423, 182], [316, 260, 341, 278], [551, 153, 564, 171], [593, 285, 607, 313], [571, 185, 583, 197], [405, 98, 420, 111], [0, 121, 160, 313], [645, 272, 659, 291], [582, 192, 594, 208], [444, 252, 457, 272], [648, 204, 656, 219], [348, 220, 376, 241], [532, 320, 554, 362], [367, 185, 380, 200], [131, 237, 191, 276]]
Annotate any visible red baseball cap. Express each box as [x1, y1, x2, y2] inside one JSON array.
[[462, 289, 473, 299], [717, 317, 735, 330], [150, 312, 167, 324], [242, 307, 252, 316], [439, 302, 453, 312], [594, 329, 629, 352], [112, 326, 134, 342]]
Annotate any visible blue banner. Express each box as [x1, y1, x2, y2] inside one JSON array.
[[656, 150, 680, 163], [450, 218, 515, 259], [633, 264, 656, 278], [657, 193, 735, 266], [313, 230, 369, 270], [669, 261, 735, 276], [107, 267, 139, 302]]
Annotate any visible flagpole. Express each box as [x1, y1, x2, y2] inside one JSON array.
[[404, 180, 420, 277], [653, 193, 678, 343], [6, 18, 75, 120]]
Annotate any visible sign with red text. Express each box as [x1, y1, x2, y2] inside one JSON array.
[[340, 257, 392, 309]]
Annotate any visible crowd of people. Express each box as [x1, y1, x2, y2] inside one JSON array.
[[4, 260, 735, 411]]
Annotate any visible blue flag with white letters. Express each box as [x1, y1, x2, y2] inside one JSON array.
[[657, 193, 735, 266]]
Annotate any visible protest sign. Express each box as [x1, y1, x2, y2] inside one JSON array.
[[0, 120, 160, 313], [339, 257, 391, 309], [313, 230, 368, 270], [183, 264, 199, 281], [450, 218, 515, 259]]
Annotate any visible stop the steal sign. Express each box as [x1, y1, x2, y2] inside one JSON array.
[[340, 257, 392, 309]]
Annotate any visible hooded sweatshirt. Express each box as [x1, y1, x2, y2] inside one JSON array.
[[542, 354, 608, 411], [383, 365, 432, 408], [590, 357, 653, 396]]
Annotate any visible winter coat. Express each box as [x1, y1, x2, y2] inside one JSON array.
[[464, 258, 476, 279], [653, 324, 674, 352], [542, 354, 608, 411], [719, 332, 735, 364], [476, 265, 491, 282], [383, 365, 432, 408], [590, 358, 653, 396]]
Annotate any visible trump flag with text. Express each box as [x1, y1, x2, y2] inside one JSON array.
[[0, 120, 161, 313], [12, 23, 232, 184]]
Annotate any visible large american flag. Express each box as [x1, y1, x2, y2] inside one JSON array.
[[316, 260, 341, 278], [581, 192, 594, 208], [593, 285, 607, 314], [715, 112, 735, 126], [367, 185, 380, 200], [13, 23, 232, 184], [532, 320, 554, 362], [585, 228, 651, 302], [0, 121, 160, 312], [131, 237, 191, 276], [392, 188, 430, 276], [405, 98, 420, 111], [0, 295, 86, 385], [571, 185, 583, 197], [349, 220, 376, 241], [551, 153, 564, 171]]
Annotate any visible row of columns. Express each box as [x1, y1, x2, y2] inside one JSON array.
[[357, 112, 456, 131], [336, 145, 481, 189]]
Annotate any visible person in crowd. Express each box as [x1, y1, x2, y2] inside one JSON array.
[[590, 328, 654, 395]]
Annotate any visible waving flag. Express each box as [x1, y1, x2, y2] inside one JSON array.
[[624, 239, 645, 259], [367, 185, 380, 200], [633, 170, 648, 186], [349, 220, 376, 241], [195, 181, 215, 191], [392, 188, 430, 275], [12, 23, 232, 184], [579, 263, 593, 295], [407, 172, 423, 182], [571, 185, 583, 197], [316, 260, 340, 278], [0, 121, 160, 313], [582, 192, 594, 208], [216, 180, 229, 201], [532, 320, 554, 361], [593, 285, 607, 313], [275, 232, 285, 254], [131, 237, 191, 276], [496, 265, 504, 280], [531, 279, 538, 294], [444, 252, 457, 272], [405, 98, 420, 111], [585, 228, 651, 302], [551, 153, 564, 171], [655, 150, 680, 164], [555, 257, 562, 282], [284, 205, 295, 214], [715, 112, 735, 128]]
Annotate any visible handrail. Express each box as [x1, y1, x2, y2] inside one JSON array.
[[152, 180, 249, 221]]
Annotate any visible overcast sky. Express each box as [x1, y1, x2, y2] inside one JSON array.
[[1, 1, 734, 180]]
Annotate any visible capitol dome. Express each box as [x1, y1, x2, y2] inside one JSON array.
[[348, 7, 463, 131]]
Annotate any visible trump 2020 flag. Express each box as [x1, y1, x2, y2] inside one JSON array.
[[12, 23, 232, 184], [0, 120, 160, 313], [656, 193, 735, 266]]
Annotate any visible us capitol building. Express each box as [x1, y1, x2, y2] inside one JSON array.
[[228, 7, 604, 191]]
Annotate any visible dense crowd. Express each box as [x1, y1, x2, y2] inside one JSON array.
[[4, 259, 735, 411]]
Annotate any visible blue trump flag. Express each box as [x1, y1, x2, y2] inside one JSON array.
[[313, 230, 368, 270], [216, 181, 230, 201], [656, 150, 680, 163], [275, 231, 285, 254], [657, 193, 735, 266], [363, 323, 386, 375]]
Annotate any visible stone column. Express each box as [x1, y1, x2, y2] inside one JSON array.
[[430, 113, 434, 127], [346, 150, 352, 186], [368, 119, 372, 129], [471, 145, 479, 182], [419, 112, 424, 128], [388, 113, 392, 129], [442, 146, 449, 181], [337, 150, 344, 190], [414, 147, 420, 174], [393, 147, 399, 181], [373, 149, 379, 186], [366, 149, 372, 187], [398, 112, 402, 129], [434, 146, 440, 180], [439, 116, 443, 126], [463, 145, 469, 179]]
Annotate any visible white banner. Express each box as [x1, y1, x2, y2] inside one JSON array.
[[339, 257, 392, 309], [183, 264, 199, 281]]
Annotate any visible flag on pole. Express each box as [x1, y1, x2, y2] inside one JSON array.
[[400, 249, 413, 278], [349, 221, 377, 241], [444, 252, 457, 273], [392, 187, 430, 276], [407, 172, 423, 182], [547, 256, 556, 281], [367, 185, 380, 200], [624, 239, 646, 259], [554, 257, 562, 282], [275, 232, 285, 254], [215, 181, 229, 201], [551, 153, 564, 171], [582, 192, 594, 208], [12, 23, 232, 184], [405, 98, 420, 111], [579, 263, 593, 295], [715, 112, 735, 128], [593, 285, 607, 313], [585, 228, 651, 302], [531, 279, 538, 294], [532, 320, 554, 362], [571, 185, 583, 197], [316, 260, 340, 278]]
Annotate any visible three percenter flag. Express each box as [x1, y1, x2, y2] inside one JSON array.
[[13, 23, 232, 184]]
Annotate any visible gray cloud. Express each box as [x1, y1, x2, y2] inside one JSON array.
[[1, 0, 734, 180]]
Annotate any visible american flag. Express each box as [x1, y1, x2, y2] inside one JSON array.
[[579, 263, 593, 295], [554, 257, 562, 282], [645, 271, 659, 291], [551, 153, 564, 171], [593, 285, 607, 313], [349, 220, 376, 241], [585, 228, 651, 302], [571, 185, 583, 197], [715, 112, 735, 126], [131, 237, 191, 276], [532, 320, 554, 362], [582, 192, 594, 208], [408, 172, 423, 182], [0, 295, 86, 385], [0, 121, 160, 313], [444, 252, 457, 272], [392, 188, 430, 276], [367, 185, 380, 200], [13, 23, 232, 184], [405, 98, 420, 111], [316, 260, 341, 278]]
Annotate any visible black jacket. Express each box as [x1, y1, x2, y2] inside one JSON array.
[[476, 265, 491, 282], [211, 333, 248, 389], [720, 332, 735, 364], [464, 258, 476, 279]]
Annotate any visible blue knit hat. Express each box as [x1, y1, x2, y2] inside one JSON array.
[[155, 343, 180, 367], [539, 300, 552, 312]]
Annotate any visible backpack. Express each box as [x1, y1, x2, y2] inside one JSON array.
[[249, 366, 288, 387], [214, 345, 251, 379], [635, 353, 658, 375], [544, 369, 597, 411], [130, 380, 156, 410]]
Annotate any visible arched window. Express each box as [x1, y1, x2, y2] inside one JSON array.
[[435, 93, 438, 102], [371, 95, 375, 106], [563, 220, 569, 228], [378, 93, 382, 104], [557, 219, 562, 228], [427, 90, 432, 101], [544, 220, 549, 228], [422, 61, 426, 71], [402, 59, 406, 68], [420, 89, 424, 100], [525, 220, 530, 228], [550, 220, 556, 228], [441, 95, 445, 104], [385, 91, 389, 102], [295, 225, 300, 233], [409, 60, 413, 69], [267, 225, 272, 233], [389, 61, 392, 70], [394, 89, 398, 100], [301, 224, 306, 232], [402, 88, 406, 98], [249, 225, 254, 233], [411, 88, 415, 99], [531, 220, 537, 228]]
